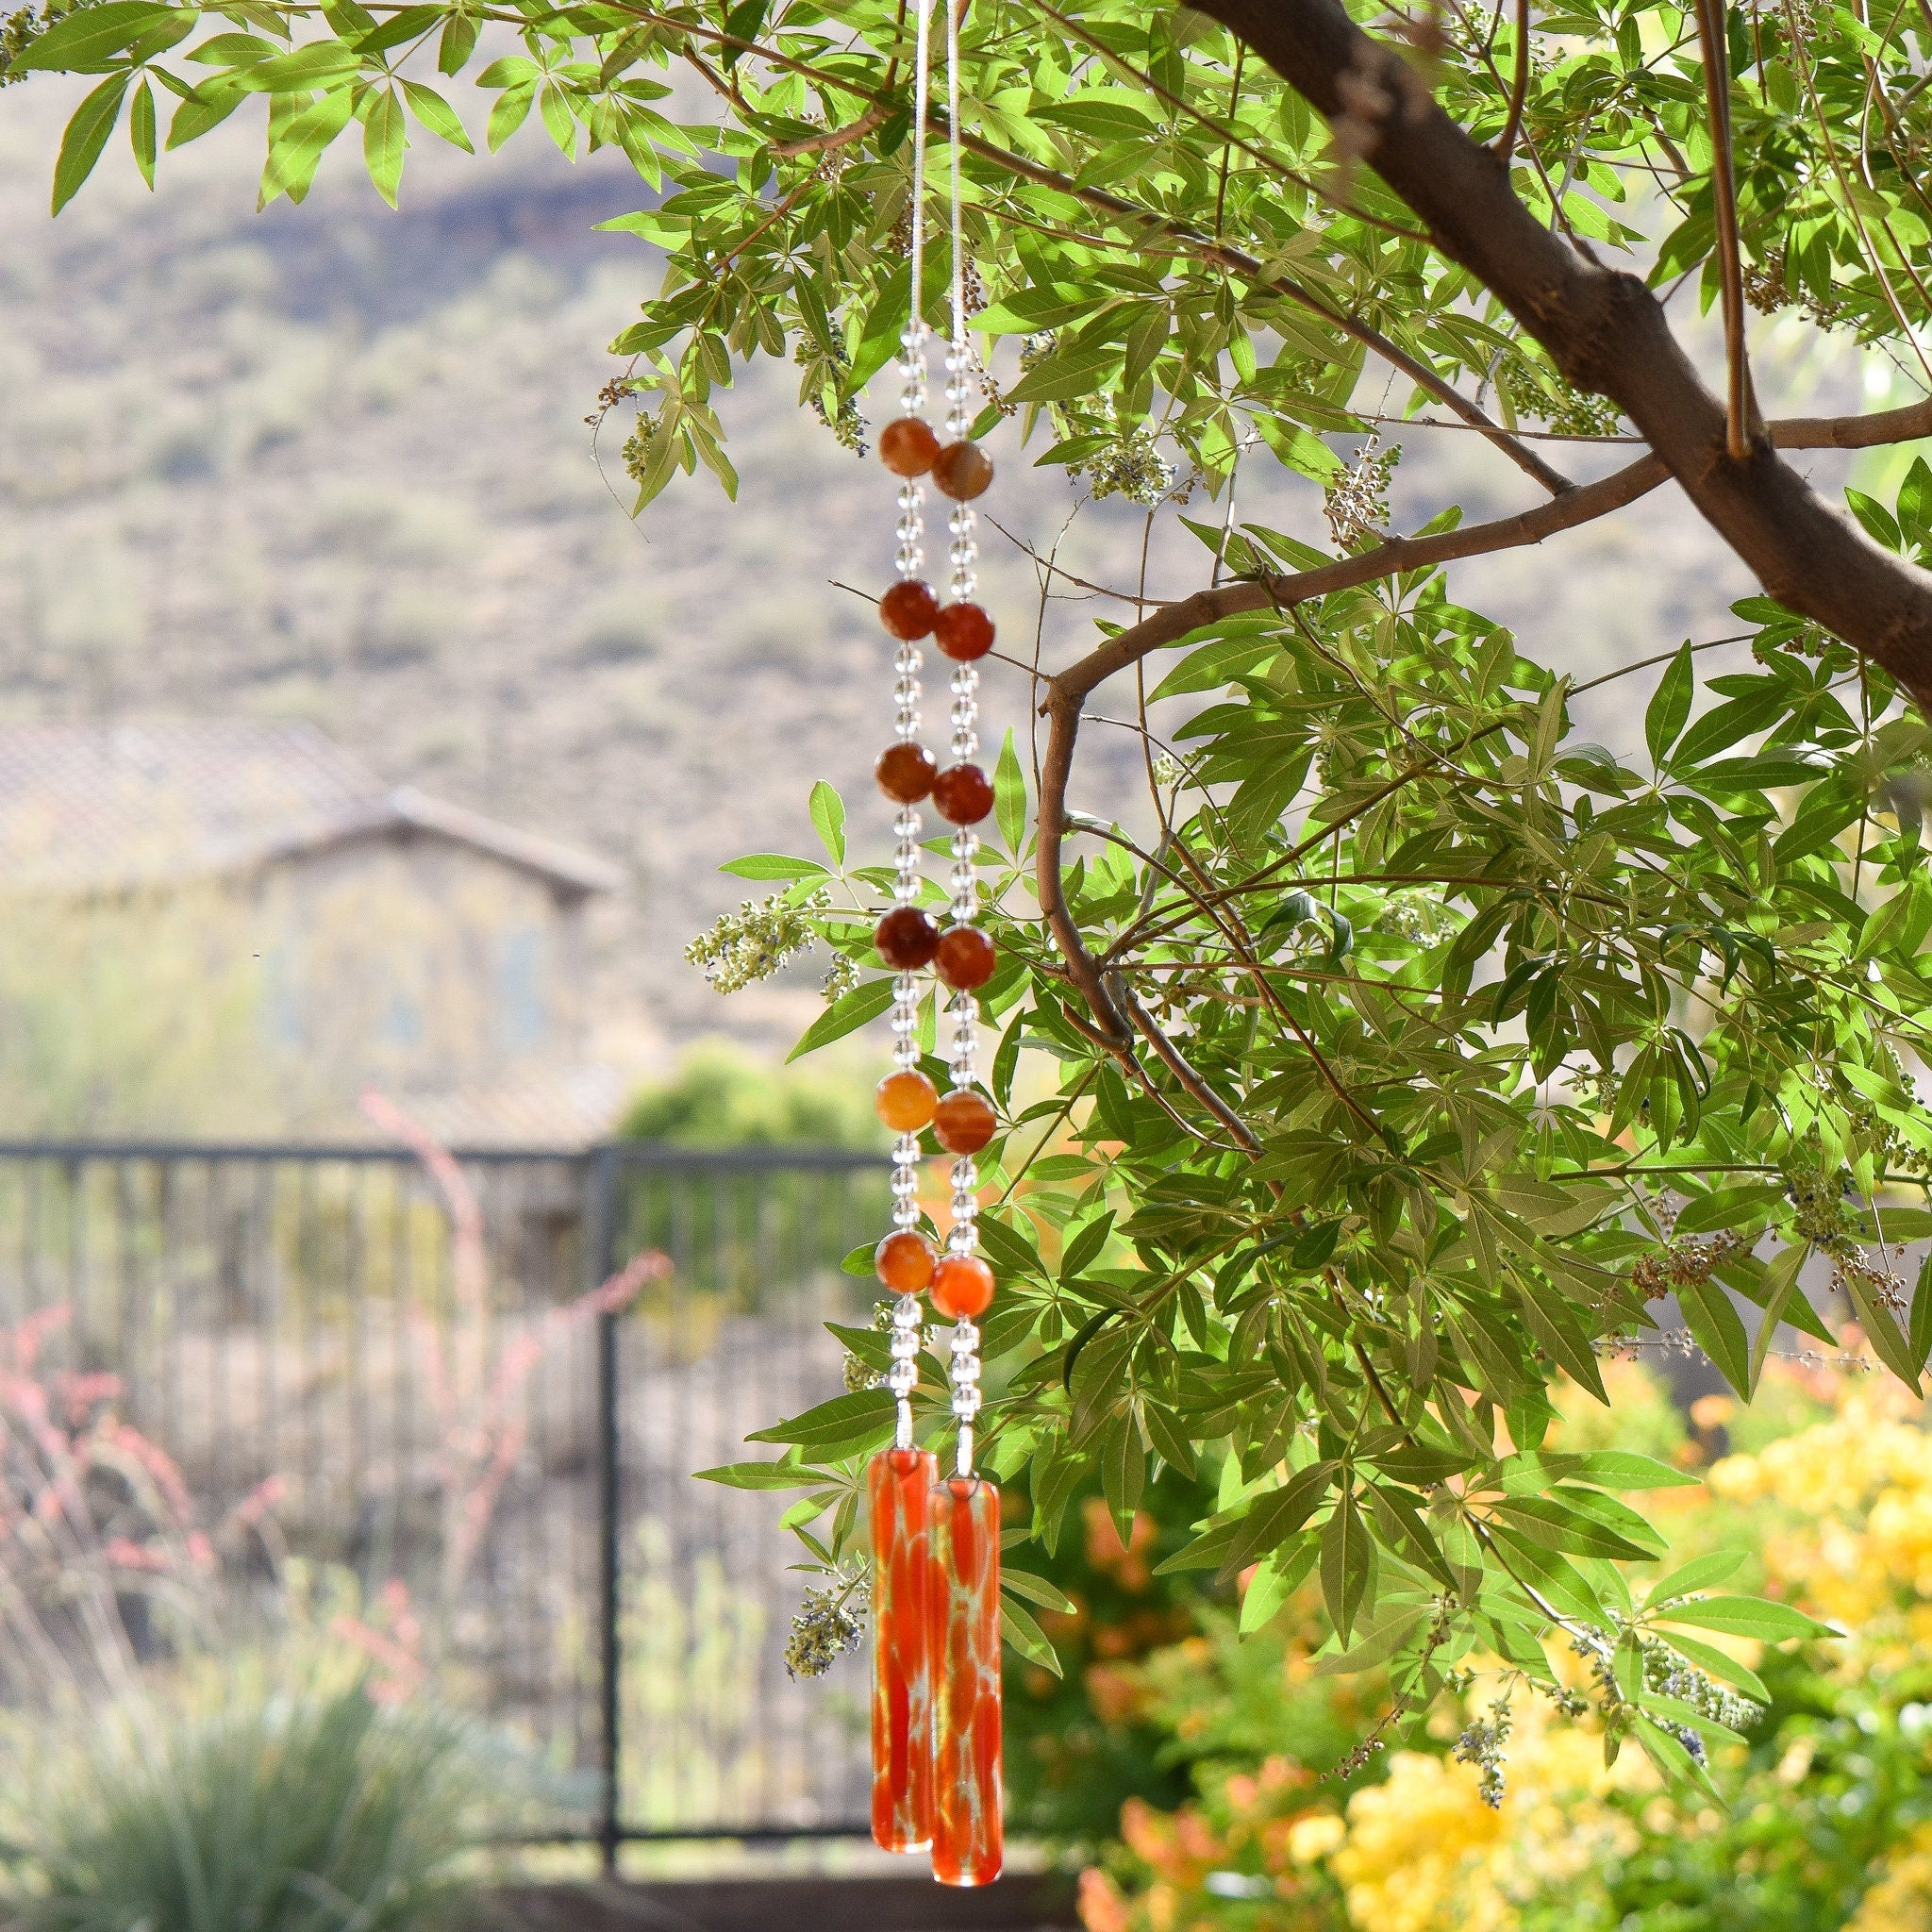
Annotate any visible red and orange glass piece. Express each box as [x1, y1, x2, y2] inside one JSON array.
[[928, 1474, 1003, 1886], [870, 1446, 938, 1853]]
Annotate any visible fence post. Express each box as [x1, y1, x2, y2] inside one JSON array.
[[589, 1142, 623, 1878]]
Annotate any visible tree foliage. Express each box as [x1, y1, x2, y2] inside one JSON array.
[[13, 0, 1932, 1794]]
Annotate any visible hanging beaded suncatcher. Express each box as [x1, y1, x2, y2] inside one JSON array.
[[863, 0, 1002, 1889]]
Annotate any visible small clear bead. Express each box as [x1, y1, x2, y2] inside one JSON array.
[[951, 1158, 978, 1190], [892, 1200, 920, 1229], [951, 829, 979, 859], [951, 1319, 980, 1351], [896, 808, 923, 840], [951, 1386, 982, 1418], [894, 644, 923, 677]]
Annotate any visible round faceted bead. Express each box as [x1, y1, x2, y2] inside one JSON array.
[[935, 924, 996, 992], [930, 762, 994, 825], [931, 440, 993, 501], [875, 741, 937, 804], [876, 1068, 939, 1132], [933, 602, 994, 662], [875, 906, 941, 970], [880, 580, 940, 641], [934, 1088, 998, 1156], [875, 1229, 938, 1292], [930, 1253, 994, 1320], [880, 418, 940, 477]]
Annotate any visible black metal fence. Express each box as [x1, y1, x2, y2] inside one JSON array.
[[0, 1139, 887, 1860]]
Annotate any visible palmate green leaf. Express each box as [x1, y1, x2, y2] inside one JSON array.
[[34, 0, 1932, 1765]]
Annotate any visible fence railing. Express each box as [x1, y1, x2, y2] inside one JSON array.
[[0, 1139, 888, 1862]]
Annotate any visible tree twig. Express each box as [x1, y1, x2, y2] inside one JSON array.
[[1691, 0, 1757, 459]]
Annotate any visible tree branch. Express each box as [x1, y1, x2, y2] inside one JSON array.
[[1032, 394, 1932, 1046], [1188, 0, 1932, 711]]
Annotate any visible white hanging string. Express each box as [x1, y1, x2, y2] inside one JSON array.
[[945, 0, 966, 367], [906, 0, 934, 384]]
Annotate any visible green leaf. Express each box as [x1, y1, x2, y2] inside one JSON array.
[[998, 1593, 1061, 1676], [1224, 1460, 1338, 1576], [720, 853, 826, 880], [11, 0, 176, 70], [693, 1459, 838, 1490], [258, 85, 356, 207], [1677, 1278, 1752, 1397], [362, 86, 406, 207], [1656, 1595, 1838, 1641], [1644, 1550, 1747, 1607], [400, 78, 473, 151], [50, 72, 133, 214], [788, 975, 895, 1061], [1321, 1487, 1370, 1641], [1001, 1568, 1077, 1616], [128, 73, 156, 187], [487, 80, 536, 152], [1644, 641, 1694, 766], [994, 727, 1026, 856], [744, 1389, 895, 1457], [808, 780, 845, 866], [1313, 1605, 1427, 1676]]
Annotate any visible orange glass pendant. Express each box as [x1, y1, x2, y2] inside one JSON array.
[[928, 1474, 1003, 1886], [870, 1445, 938, 1852]]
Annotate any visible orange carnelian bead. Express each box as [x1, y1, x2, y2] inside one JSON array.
[[933, 602, 994, 662], [880, 581, 940, 641], [935, 925, 995, 992], [880, 418, 941, 478], [931, 763, 993, 825], [875, 905, 941, 970], [876, 1228, 939, 1291], [931, 441, 993, 502], [930, 1253, 994, 1320], [876, 741, 938, 804], [876, 1068, 939, 1132], [934, 1088, 998, 1155]]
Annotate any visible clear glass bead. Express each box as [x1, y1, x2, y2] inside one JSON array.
[[951, 829, 979, 860]]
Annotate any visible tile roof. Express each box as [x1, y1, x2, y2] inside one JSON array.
[[0, 720, 623, 895]]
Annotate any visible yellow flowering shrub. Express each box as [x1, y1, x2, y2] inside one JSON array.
[[1330, 1697, 1644, 1932], [1081, 1352, 1932, 1932]]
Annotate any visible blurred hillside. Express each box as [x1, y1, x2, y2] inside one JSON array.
[[0, 76, 1881, 1122]]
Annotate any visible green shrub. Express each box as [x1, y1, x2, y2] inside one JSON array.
[[0, 1667, 479, 1932], [619, 1038, 874, 1148]]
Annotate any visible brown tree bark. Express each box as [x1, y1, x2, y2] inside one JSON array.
[[1185, 0, 1932, 711]]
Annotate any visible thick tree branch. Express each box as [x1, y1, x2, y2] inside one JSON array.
[[1034, 394, 1932, 1054], [1187, 0, 1932, 711]]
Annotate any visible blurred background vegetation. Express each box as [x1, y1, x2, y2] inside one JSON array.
[[1039, 1355, 1932, 1932]]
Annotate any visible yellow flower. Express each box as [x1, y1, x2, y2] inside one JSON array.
[[1329, 1693, 1643, 1932], [1287, 1813, 1346, 1866]]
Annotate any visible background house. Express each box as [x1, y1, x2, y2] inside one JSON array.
[[0, 720, 625, 1142]]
